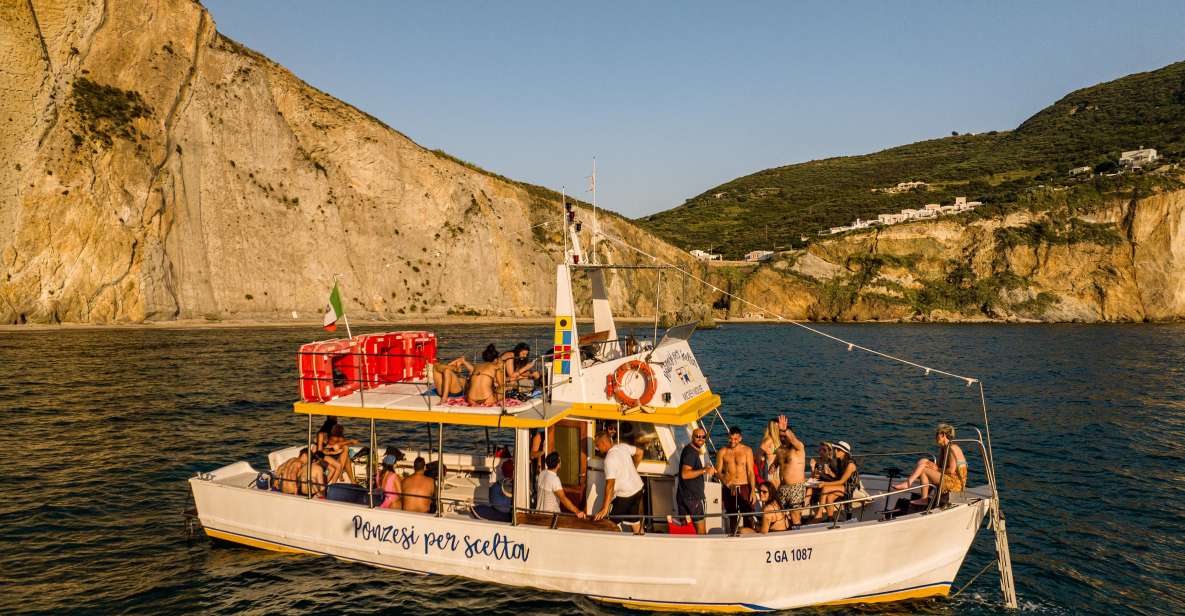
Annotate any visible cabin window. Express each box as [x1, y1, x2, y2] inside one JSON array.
[[554, 424, 581, 485], [594, 420, 666, 462]]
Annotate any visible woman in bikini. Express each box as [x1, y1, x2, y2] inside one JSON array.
[[739, 483, 791, 534], [432, 356, 473, 399], [322, 423, 359, 484], [758, 419, 782, 488], [892, 423, 968, 503], [466, 344, 505, 406]]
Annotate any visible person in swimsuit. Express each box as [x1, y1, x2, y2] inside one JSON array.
[[716, 426, 757, 533], [501, 343, 541, 396], [322, 423, 359, 484], [298, 451, 328, 497], [740, 483, 791, 534], [758, 419, 781, 488], [432, 357, 472, 399], [400, 457, 436, 513], [275, 448, 308, 495], [893, 423, 968, 503], [772, 415, 807, 526], [467, 345, 505, 406], [312, 417, 344, 482], [378, 447, 405, 509]]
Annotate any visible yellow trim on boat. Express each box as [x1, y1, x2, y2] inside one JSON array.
[[294, 392, 720, 429], [594, 582, 951, 613], [592, 598, 759, 613], [566, 392, 722, 425], [205, 528, 312, 554], [819, 583, 950, 606]]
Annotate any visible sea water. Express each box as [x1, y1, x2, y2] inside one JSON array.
[[1, 323, 1182, 615]]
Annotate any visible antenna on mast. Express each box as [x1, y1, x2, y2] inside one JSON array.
[[587, 158, 598, 265]]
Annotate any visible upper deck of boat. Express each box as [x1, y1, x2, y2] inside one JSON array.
[[293, 380, 722, 429]]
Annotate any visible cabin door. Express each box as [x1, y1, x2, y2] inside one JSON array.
[[548, 419, 588, 508]]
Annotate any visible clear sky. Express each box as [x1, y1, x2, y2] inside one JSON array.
[[203, 1, 1185, 218]]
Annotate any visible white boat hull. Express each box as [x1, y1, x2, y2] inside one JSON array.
[[190, 464, 990, 612]]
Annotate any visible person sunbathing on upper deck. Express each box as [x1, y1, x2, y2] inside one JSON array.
[[432, 357, 472, 399], [502, 343, 541, 396], [401, 457, 435, 513], [275, 447, 308, 495], [467, 345, 505, 406], [893, 423, 968, 505]]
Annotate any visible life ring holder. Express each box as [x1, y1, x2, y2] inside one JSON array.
[[606, 359, 658, 409]]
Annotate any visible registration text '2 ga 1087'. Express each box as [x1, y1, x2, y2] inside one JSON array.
[[766, 548, 812, 564]]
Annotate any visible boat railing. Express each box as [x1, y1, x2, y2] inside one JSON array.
[[514, 482, 951, 535], [250, 473, 482, 511], [255, 439, 988, 535]]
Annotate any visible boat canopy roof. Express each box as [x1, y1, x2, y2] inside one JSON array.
[[293, 385, 720, 429]]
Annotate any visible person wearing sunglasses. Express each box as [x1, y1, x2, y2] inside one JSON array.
[[676, 428, 716, 534], [740, 484, 791, 534]]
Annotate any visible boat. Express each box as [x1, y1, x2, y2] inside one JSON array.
[[188, 201, 1018, 611]]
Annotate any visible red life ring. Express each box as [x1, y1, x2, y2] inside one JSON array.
[[606, 360, 658, 407]]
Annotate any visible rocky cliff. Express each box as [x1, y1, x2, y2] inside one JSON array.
[[710, 189, 1185, 322], [0, 0, 698, 324]]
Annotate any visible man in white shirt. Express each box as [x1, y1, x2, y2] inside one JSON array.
[[535, 452, 586, 518], [592, 431, 646, 534]]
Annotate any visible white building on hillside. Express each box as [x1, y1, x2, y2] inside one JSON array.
[[744, 250, 774, 262], [1069, 166, 1093, 176], [1120, 148, 1158, 169], [690, 249, 722, 261]]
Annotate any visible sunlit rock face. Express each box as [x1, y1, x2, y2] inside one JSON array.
[[715, 191, 1185, 323], [1, 0, 697, 324]]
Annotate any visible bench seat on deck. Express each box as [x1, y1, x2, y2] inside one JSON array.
[[514, 511, 619, 532]]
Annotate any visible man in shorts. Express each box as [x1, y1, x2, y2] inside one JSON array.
[[716, 426, 757, 534], [773, 414, 807, 526], [676, 428, 716, 534], [593, 431, 646, 534]]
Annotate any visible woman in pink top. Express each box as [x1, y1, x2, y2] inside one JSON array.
[[378, 447, 406, 509]]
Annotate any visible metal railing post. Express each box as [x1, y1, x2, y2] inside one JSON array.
[[305, 414, 313, 500], [435, 422, 444, 517], [368, 419, 376, 508]]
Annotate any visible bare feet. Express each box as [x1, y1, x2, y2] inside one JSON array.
[[891, 481, 910, 491]]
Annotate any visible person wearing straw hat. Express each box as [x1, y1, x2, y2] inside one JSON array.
[[817, 440, 858, 520]]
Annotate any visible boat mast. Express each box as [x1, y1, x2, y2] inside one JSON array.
[[589, 158, 597, 265]]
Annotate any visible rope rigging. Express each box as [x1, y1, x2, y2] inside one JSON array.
[[595, 229, 980, 384]]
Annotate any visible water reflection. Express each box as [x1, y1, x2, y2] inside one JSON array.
[[1, 323, 1183, 615]]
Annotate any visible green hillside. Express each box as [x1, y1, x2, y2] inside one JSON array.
[[639, 60, 1185, 257]]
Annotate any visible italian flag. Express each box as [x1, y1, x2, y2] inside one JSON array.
[[323, 281, 344, 332]]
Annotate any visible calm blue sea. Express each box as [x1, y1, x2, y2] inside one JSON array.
[[1, 323, 1182, 615]]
